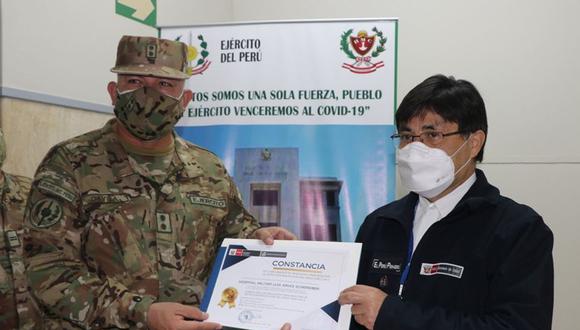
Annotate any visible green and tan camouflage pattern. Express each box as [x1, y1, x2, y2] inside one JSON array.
[[114, 87, 185, 141], [23, 119, 259, 329], [0, 172, 42, 330], [111, 35, 191, 80], [127, 149, 173, 185]]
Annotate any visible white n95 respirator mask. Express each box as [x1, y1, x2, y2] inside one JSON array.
[[397, 139, 471, 199]]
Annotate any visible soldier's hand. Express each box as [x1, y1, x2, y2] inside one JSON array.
[[338, 285, 387, 330], [254, 227, 297, 245], [147, 302, 222, 330]]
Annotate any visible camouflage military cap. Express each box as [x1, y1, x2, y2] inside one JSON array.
[[111, 35, 191, 80]]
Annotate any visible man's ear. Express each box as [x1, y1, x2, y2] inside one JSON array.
[[107, 81, 118, 106], [181, 89, 193, 108], [469, 130, 486, 159]]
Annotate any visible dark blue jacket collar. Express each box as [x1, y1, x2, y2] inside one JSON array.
[[372, 169, 500, 230]]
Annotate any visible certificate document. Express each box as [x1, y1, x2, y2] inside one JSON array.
[[201, 239, 362, 330]]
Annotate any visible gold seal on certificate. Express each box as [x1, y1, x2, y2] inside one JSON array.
[[218, 287, 239, 308], [201, 239, 362, 330]]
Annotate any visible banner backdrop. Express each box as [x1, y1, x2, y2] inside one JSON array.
[[161, 19, 398, 242]]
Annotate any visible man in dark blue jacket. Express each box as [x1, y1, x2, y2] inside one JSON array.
[[339, 75, 553, 330]]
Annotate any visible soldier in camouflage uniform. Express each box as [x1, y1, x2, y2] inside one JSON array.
[[0, 129, 42, 329], [23, 35, 295, 330]]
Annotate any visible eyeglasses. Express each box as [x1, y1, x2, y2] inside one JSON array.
[[390, 130, 467, 147]]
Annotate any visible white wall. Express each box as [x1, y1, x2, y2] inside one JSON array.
[[158, 0, 233, 27], [1, 0, 578, 328], [0, 0, 155, 106]]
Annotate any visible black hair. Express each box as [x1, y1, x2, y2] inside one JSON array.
[[395, 74, 488, 162]]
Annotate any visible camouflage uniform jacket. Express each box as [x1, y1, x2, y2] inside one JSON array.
[[23, 119, 259, 329], [1, 172, 42, 330]]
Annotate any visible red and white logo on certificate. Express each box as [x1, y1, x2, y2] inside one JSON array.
[[229, 248, 245, 256]]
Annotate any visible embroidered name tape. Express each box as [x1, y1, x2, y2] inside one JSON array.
[[83, 193, 130, 204], [189, 195, 226, 208], [38, 180, 76, 202], [420, 262, 464, 279], [372, 258, 402, 273]]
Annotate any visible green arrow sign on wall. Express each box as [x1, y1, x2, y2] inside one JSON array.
[[116, 0, 157, 28]]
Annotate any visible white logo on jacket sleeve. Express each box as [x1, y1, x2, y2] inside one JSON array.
[[420, 262, 464, 279]]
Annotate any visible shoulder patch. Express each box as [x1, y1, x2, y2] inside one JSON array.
[[38, 180, 76, 203], [30, 198, 64, 228]]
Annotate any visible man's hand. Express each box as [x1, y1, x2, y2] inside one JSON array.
[[338, 285, 387, 330], [147, 302, 222, 330], [280, 322, 291, 330], [254, 227, 297, 245]]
